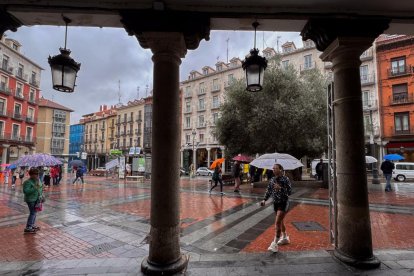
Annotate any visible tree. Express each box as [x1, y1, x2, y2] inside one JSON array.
[[215, 56, 328, 159]]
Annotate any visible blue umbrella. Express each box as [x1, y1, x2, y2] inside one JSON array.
[[7, 164, 17, 170], [69, 159, 84, 167], [384, 153, 404, 161]]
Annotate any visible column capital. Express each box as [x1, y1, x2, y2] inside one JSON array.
[[320, 37, 376, 65], [140, 32, 188, 59], [301, 18, 389, 52], [0, 9, 22, 39], [121, 10, 210, 51]]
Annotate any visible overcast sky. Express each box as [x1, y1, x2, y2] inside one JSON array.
[[6, 26, 303, 124]]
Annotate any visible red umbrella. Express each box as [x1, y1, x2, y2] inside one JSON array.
[[232, 155, 253, 163]]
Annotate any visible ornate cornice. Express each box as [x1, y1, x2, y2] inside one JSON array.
[[0, 9, 22, 39], [301, 18, 390, 52], [120, 10, 210, 50]]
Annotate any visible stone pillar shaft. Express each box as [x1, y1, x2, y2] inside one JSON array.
[[321, 38, 377, 266]]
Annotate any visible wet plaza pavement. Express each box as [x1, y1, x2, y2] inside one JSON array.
[[0, 174, 414, 275]]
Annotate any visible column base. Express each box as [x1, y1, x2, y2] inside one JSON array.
[[333, 249, 380, 269], [141, 254, 188, 275]]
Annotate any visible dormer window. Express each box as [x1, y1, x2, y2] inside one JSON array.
[[12, 43, 18, 51], [304, 40, 314, 48], [216, 64, 222, 71], [203, 68, 208, 75]]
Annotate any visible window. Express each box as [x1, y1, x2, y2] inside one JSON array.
[[199, 133, 204, 143], [0, 121, 4, 138], [362, 91, 370, 107], [185, 116, 191, 128], [0, 75, 7, 90], [360, 65, 368, 82], [304, 40, 314, 48], [212, 113, 219, 124], [212, 96, 220, 108], [26, 127, 33, 142], [27, 107, 34, 121], [363, 114, 372, 134], [16, 83, 23, 97], [198, 115, 204, 127], [304, 55, 312, 69], [137, 137, 141, 146], [186, 134, 190, 144], [29, 89, 35, 102], [216, 64, 222, 71], [203, 68, 208, 75], [198, 98, 205, 110], [228, 74, 234, 85], [282, 60, 289, 69], [17, 64, 23, 78], [394, 112, 409, 134], [14, 103, 21, 117], [212, 79, 219, 91], [12, 124, 20, 140], [392, 83, 408, 103], [31, 71, 36, 84], [199, 82, 206, 94], [1, 55, 8, 70], [12, 43, 18, 50], [391, 57, 406, 75], [185, 86, 191, 97], [0, 98, 5, 115], [185, 101, 191, 112]]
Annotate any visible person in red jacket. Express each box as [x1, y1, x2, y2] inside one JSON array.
[[50, 166, 58, 186]]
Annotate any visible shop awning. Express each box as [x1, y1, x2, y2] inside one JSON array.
[[385, 142, 414, 149]]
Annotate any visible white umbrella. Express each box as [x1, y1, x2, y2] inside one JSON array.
[[365, 155, 377, 164], [250, 152, 304, 170]]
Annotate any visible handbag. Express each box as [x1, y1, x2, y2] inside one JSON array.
[[35, 201, 43, 212], [39, 194, 46, 203]]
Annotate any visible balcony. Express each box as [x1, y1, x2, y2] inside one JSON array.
[[300, 62, 317, 72], [198, 88, 206, 96], [127, 116, 133, 123], [197, 106, 206, 112], [360, 74, 375, 86], [211, 102, 221, 110], [25, 116, 36, 124], [360, 48, 373, 61], [211, 85, 220, 92], [390, 93, 414, 105], [362, 100, 378, 111], [25, 136, 35, 143], [28, 97, 37, 105], [390, 126, 414, 136], [0, 64, 13, 74], [14, 92, 25, 100], [184, 91, 192, 98], [387, 65, 412, 78], [184, 108, 192, 114], [197, 123, 207, 129], [12, 112, 23, 121], [135, 116, 142, 122], [16, 72, 28, 82], [0, 84, 11, 95], [29, 78, 39, 87]]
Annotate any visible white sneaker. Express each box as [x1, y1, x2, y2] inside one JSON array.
[[277, 236, 290, 245], [267, 241, 278, 253]]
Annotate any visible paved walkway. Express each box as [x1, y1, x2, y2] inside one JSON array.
[[0, 175, 413, 275]]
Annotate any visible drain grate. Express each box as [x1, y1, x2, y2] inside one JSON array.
[[292, 221, 326, 231], [86, 242, 119, 255]]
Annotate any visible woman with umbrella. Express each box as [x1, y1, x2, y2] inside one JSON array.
[[260, 163, 292, 253], [209, 162, 224, 196]]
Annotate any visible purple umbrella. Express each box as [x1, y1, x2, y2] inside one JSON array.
[[14, 153, 63, 167]]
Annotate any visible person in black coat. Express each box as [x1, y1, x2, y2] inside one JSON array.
[[380, 160, 395, 192]]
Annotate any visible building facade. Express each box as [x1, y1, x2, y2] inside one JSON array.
[[0, 35, 41, 164], [82, 105, 116, 169], [69, 123, 84, 158], [376, 35, 414, 162], [179, 57, 244, 170], [36, 98, 73, 159]]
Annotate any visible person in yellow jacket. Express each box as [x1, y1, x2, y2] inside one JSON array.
[[23, 168, 42, 234]]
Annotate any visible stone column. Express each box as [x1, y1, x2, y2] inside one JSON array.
[[180, 149, 184, 168], [139, 32, 189, 274], [301, 19, 389, 269], [221, 147, 226, 172], [1, 144, 10, 169], [206, 147, 211, 168]]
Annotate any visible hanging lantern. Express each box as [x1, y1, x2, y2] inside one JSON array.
[[48, 16, 81, 93], [242, 21, 267, 92]]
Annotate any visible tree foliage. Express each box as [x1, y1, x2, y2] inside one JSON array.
[[215, 56, 328, 159]]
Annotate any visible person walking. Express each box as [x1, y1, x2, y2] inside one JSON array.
[[23, 168, 42, 234], [189, 163, 195, 178], [380, 159, 395, 192], [209, 164, 225, 196], [19, 167, 26, 185], [260, 163, 292, 253], [57, 165, 62, 185], [43, 167, 51, 186], [73, 166, 84, 184], [232, 161, 241, 192], [12, 169, 18, 188], [315, 159, 324, 180]]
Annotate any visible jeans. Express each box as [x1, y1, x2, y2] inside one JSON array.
[[73, 176, 84, 184], [384, 173, 392, 190], [26, 201, 37, 228]]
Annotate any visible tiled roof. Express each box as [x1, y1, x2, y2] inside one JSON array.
[[38, 98, 74, 112]]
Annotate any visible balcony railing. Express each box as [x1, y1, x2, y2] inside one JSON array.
[[198, 88, 206, 95], [362, 100, 378, 110], [300, 62, 317, 72], [184, 108, 192, 114], [28, 97, 37, 105], [16, 72, 28, 82], [0, 64, 13, 74], [184, 91, 192, 98], [0, 84, 11, 95], [197, 106, 206, 112], [29, 79, 39, 87], [390, 126, 414, 136], [387, 65, 412, 78], [0, 133, 35, 144], [127, 116, 133, 123], [360, 74, 375, 86], [25, 116, 36, 124], [14, 92, 24, 100], [211, 102, 220, 109], [12, 112, 23, 120], [135, 116, 142, 122], [211, 85, 220, 92], [390, 93, 414, 105]]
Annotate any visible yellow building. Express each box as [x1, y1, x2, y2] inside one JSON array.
[[36, 98, 73, 159], [114, 99, 145, 162], [81, 105, 116, 169]]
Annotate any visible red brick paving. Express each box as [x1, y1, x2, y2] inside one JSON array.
[[309, 188, 414, 207], [0, 222, 99, 261], [111, 192, 250, 228]]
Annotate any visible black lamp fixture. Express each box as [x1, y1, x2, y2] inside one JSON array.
[[48, 15, 81, 93], [242, 21, 268, 92]]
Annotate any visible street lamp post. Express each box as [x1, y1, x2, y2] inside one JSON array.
[[192, 129, 197, 177], [370, 110, 380, 184]]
